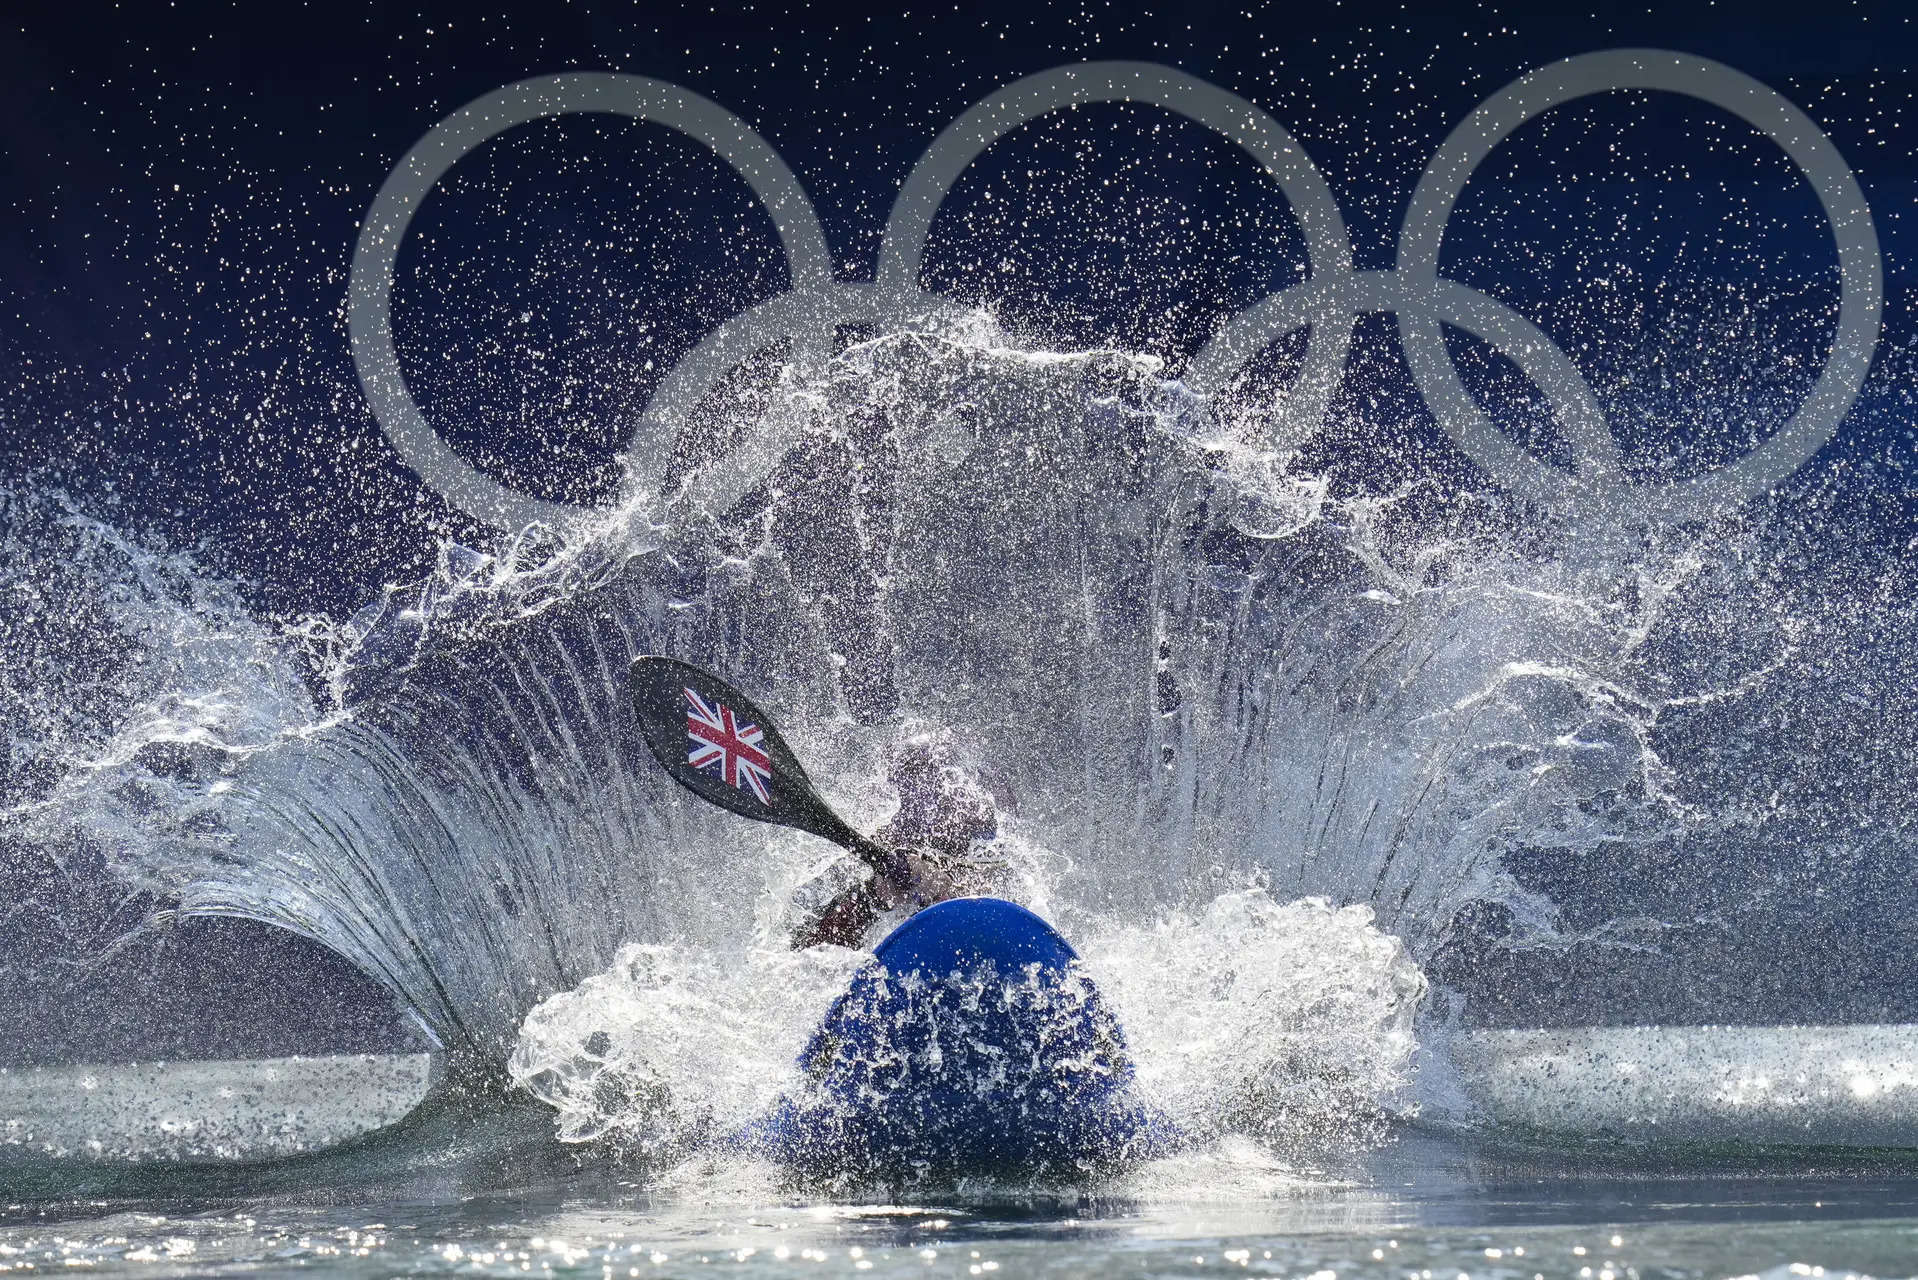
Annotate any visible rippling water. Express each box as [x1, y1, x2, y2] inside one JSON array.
[[9, 1114, 1918, 1278], [7, 316, 1918, 1270]]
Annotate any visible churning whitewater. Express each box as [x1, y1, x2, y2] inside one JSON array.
[[2, 313, 1831, 1166]]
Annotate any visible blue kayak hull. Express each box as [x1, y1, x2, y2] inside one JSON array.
[[738, 897, 1176, 1177]]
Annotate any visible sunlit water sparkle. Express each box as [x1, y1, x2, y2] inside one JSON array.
[[6, 316, 1918, 1268]]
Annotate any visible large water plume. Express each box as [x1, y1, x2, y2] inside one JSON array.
[[6, 315, 1717, 1091]]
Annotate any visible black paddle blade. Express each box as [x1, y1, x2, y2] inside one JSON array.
[[628, 656, 860, 849]]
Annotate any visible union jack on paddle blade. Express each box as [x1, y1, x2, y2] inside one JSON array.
[[686, 686, 773, 804], [631, 655, 873, 856]]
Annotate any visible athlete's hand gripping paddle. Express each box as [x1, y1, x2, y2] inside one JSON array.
[[628, 656, 924, 902]]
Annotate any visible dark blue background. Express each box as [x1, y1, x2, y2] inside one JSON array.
[[4, 1, 1914, 601]]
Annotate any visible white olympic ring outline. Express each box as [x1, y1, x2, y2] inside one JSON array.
[[348, 50, 1882, 531]]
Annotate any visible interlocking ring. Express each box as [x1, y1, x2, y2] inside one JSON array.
[[350, 52, 1881, 530], [1396, 49, 1883, 516], [347, 73, 835, 531], [878, 62, 1356, 442]]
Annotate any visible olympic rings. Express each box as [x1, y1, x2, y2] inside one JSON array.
[[349, 52, 1882, 530], [640, 282, 971, 518], [1397, 49, 1882, 516], [879, 62, 1356, 445], [347, 72, 834, 531]]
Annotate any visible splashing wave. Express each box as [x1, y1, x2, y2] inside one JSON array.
[[7, 318, 1820, 1146]]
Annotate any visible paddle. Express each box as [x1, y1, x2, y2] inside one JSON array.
[[627, 656, 922, 900]]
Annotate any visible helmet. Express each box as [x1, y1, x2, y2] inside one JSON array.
[[884, 727, 1007, 855]]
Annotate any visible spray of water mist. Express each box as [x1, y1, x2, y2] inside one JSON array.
[[1, 304, 1761, 1173]]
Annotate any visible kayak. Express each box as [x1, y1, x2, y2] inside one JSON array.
[[737, 896, 1179, 1178]]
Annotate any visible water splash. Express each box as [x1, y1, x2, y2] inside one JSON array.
[[506, 889, 1425, 1170], [2, 317, 1822, 1112], [511, 940, 868, 1151], [1084, 892, 1426, 1150]]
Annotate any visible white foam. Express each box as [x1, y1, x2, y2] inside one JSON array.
[[512, 889, 1428, 1161], [1448, 1024, 1918, 1146], [1081, 891, 1427, 1147], [509, 944, 867, 1150], [0, 1053, 433, 1162]]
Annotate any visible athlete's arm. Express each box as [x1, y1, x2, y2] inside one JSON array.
[[791, 878, 884, 949]]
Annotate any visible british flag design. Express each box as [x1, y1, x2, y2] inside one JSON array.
[[685, 686, 773, 804]]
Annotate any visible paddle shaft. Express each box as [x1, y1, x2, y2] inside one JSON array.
[[783, 783, 918, 894]]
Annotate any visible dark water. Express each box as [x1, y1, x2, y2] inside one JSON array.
[[9, 1099, 1918, 1278]]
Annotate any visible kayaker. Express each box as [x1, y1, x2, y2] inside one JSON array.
[[626, 659, 1174, 1175], [624, 658, 1016, 951], [789, 732, 1009, 949]]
